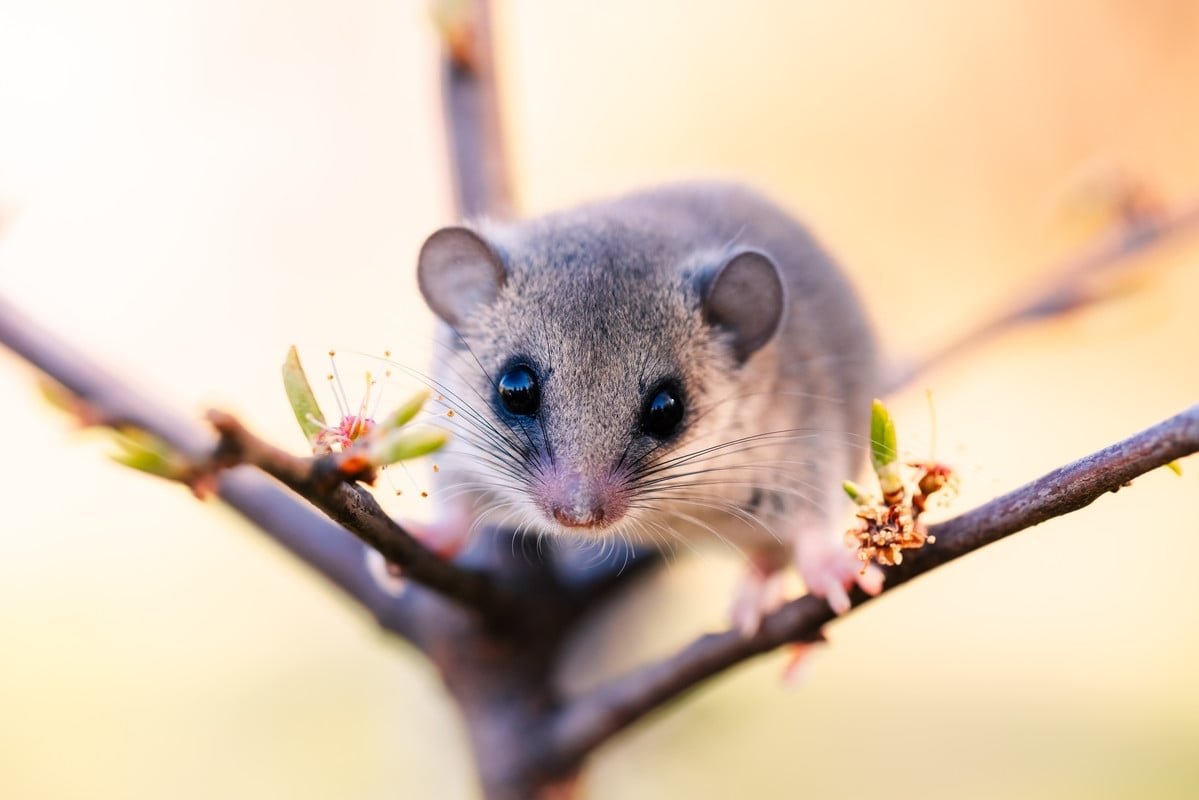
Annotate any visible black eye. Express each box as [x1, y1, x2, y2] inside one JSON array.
[[641, 384, 684, 439], [497, 365, 540, 416]]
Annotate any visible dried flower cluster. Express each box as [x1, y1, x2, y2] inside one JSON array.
[[844, 400, 957, 570]]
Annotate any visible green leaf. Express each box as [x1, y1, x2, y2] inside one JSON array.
[[282, 346, 326, 442], [380, 389, 431, 430], [36, 378, 76, 415], [842, 479, 866, 504], [109, 429, 182, 479], [369, 427, 448, 467], [870, 398, 898, 471]]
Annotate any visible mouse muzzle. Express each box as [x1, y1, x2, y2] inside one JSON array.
[[533, 468, 629, 532]]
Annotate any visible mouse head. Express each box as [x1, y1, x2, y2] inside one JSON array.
[[417, 222, 785, 537]]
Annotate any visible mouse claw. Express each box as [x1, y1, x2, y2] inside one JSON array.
[[822, 577, 852, 615]]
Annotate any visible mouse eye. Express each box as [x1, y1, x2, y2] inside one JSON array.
[[641, 383, 684, 439], [497, 365, 540, 416]]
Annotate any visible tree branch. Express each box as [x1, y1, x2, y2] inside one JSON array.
[[207, 410, 517, 624], [542, 403, 1199, 771], [0, 294, 511, 633]]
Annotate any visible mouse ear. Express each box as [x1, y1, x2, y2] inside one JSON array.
[[417, 226, 507, 327], [701, 250, 785, 362]]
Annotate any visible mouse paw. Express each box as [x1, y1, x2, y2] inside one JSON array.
[[795, 537, 884, 615], [730, 558, 799, 637], [403, 517, 470, 560]]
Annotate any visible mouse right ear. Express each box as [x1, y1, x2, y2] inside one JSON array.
[[417, 226, 507, 327], [701, 249, 785, 362]]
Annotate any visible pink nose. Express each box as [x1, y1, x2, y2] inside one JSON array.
[[536, 470, 628, 530], [550, 503, 607, 528]]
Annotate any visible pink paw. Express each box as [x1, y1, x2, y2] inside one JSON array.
[[795, 539, 884, 615], [402, 517, 470, 559], [730, 561, 799, 637]]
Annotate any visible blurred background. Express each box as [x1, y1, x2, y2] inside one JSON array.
[[2, 1, 1198, 797]]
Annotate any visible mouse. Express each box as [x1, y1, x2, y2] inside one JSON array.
[[393, 182, 883, 631]]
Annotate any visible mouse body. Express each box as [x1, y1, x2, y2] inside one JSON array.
[[413, 182, 882, 624]]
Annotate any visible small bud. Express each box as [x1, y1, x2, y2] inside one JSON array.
[[36, 378, 77, 414], [877, 462, 906, 505], [1165, 460, 1183, 477], [869, 399, 905, 502], [108, 428, 188, 481], [842, 480, 867, 504], [916, 462, 955, 496], [869, 399, 899, 472]]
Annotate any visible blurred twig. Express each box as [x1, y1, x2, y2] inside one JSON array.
[[436, 0, 513, 218], [886, 197, 1199, 392]]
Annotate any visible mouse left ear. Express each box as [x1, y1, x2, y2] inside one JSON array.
[[701, 250, 785, 362], [417, 226, 507, 328]]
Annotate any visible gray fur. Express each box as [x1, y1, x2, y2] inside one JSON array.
[[419, 182, 877, 563]]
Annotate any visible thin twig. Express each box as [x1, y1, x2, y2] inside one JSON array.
[[886, 199, 1199, 392], [438, 0, 513, 219], [0, 295, 510, 630], [542, 403, 1199, 771]]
